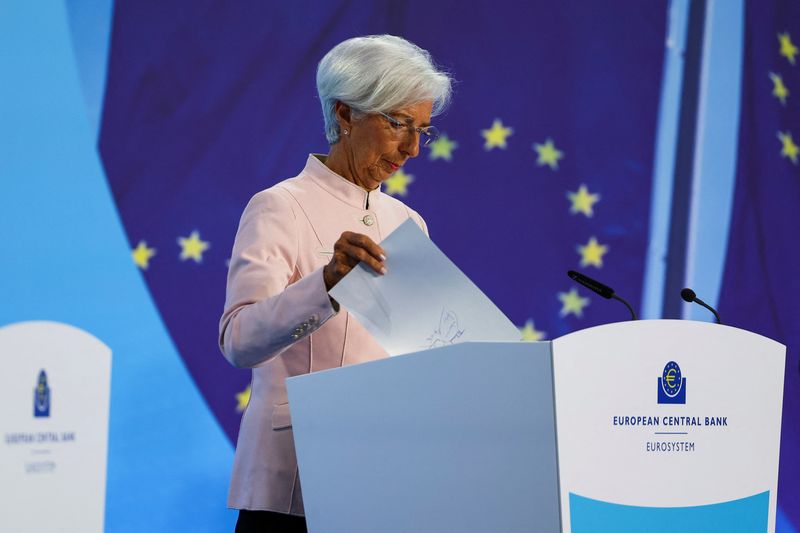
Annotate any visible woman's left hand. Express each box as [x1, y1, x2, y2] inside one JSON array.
[[323, 231, 387, 291]]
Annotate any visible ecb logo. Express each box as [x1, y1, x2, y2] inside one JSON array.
[[657, 361, 686, 404], [33, 369, 51, 417]]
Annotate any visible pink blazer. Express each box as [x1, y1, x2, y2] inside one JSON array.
[[219, 154, 426, 514]]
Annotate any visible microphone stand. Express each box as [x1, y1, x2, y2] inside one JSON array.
[[611, 294, 638, 321]]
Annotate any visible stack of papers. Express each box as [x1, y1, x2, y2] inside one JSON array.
[[330, 219, 522, 356]]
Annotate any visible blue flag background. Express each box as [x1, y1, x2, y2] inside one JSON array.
[[99, 0, 666, 444], [719, 0, 800, 526]]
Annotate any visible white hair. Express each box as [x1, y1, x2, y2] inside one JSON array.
[[316, 35, 453, 144]]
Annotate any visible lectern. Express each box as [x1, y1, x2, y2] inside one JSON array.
[[0, 321, 111, 532], [287, 320, 785, 532]]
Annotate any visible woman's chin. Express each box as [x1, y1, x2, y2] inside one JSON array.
[[360, 175, 382, 191]]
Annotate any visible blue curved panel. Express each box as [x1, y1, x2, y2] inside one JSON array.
[[0, 2, 234, 531], [570, 492, 769, 532]]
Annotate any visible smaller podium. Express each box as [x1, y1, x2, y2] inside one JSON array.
[[0, 321, 112, 533], [287, 320, 785, 532]]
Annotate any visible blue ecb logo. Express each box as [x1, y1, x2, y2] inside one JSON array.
[[658, 361, 686, 404], [34, 369, 51, 417]]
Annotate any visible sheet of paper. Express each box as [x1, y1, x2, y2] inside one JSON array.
[[329, 219, 522, 356]]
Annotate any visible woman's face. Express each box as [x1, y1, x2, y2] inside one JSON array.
[[339, 100, 433, 190]]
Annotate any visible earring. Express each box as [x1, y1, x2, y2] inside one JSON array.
[[343, 129, 349, 135]]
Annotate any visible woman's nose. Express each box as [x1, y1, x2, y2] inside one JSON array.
[[400, 130, 421, 158]]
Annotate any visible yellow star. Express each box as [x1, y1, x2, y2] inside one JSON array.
[[235, 384, 251, 413], [577, 236, 609, 268], [558, 288, 590, 318], [533, 138, 564, 170], [428, 134, 458, 161], [778, 131, 799, 164], [769, 72, 789, 105], [567, 184, 601, 217], [779, 32, 798, 65], [131, 240, 156, 270], [481, 119, 513, 150], [519, 319, 546, 341], [383, 169, 414, 196], [178, 230, 210, 263]]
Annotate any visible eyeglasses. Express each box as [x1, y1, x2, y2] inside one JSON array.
[[377, 112, 440, 146]]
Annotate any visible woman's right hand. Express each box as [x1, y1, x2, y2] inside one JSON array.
[[323, 231, 387, 291]]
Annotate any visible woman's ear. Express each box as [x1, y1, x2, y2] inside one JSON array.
[[334, 101, 353, 134]]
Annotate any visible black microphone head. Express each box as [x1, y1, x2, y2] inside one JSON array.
[[680, 288, 696, 303], [567, 270, 615, 299]]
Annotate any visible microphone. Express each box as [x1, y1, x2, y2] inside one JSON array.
[[680, 288, 722, 324], [567, 270, 637, 320]]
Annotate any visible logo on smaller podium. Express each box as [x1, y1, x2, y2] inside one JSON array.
[[33, 369, 51, 417], [658, 361, 686, 404]]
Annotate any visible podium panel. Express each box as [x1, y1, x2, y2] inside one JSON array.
[[288, 321, 785, 532], [288, 341, 561, 533], [0, 321, 112, 533], [552, 320, 785, 532]]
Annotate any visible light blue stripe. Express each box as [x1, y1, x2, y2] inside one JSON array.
[[643, 0, 744, 320], [64, 0, 114, 138], [570, 491, 769, 532], [642, 0, 691, 319], [683, 0, 744, 319]]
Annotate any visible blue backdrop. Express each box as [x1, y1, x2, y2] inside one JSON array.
[[99, 0, 665, 448], [0, 0, 797, 531], [719, 0, 800, 528]]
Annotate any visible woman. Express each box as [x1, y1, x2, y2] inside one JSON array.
[[219, 35, 453, 532]]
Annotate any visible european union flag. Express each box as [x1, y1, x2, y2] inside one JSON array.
[[718, 1, 800, 527], [99, 1, 667, 443]]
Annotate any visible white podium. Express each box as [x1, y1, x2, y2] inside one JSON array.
[[0, 321, 112, 533], [287, 320, 785, 533]]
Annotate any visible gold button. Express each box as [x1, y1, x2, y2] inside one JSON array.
[[362, 214, 375, 226]]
